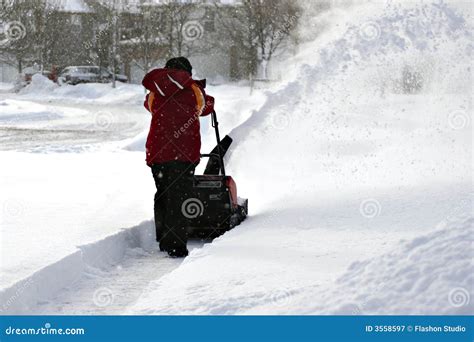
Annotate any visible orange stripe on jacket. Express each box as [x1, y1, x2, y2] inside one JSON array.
[[191, 83, 205, 116], [147, 91, 156, 113]]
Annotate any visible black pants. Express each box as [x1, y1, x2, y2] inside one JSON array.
[[151, 161, 196, 253]]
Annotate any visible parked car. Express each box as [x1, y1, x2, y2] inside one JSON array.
[[59, 66, 128, 85], [59, 66, 100, 85], [98, 67, 128, 83]]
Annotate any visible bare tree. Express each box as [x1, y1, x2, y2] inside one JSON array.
[[118, 3, 165, 74], [160, 0, 201, 58], [0, 0, 46, 73], [246, 0, 300, 78], [215, 0, 300, 79], [1, 0, 93, 73], [119, 0, 204, 74]]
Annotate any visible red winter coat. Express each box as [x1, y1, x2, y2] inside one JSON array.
[[142, 68, 214, 166]]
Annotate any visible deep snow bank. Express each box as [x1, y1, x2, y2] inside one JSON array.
[[130, 186, 472, 315], [0, 151, 155, 293], [0, 99, 65, 125], [0, 220, 155, 314], [0, 82, 14, 92], [296, 216, 474, 315], [19, 74, 143, 105]]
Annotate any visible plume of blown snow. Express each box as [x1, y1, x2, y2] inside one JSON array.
[[227, 0, 472, 206]]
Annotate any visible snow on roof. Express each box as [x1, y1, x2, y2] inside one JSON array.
[[51, 0, 92, 13], [119, 36, 165, 45], [49, 0, 236, 14]]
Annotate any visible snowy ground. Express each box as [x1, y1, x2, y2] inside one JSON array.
[[30, 240, 206, 315], [1, 0, 472, 315], [0, 76, 266, 314]]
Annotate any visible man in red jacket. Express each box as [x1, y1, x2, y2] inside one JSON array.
[[142, 57, 214, 257]]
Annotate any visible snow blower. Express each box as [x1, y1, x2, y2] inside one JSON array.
[[186, 110, 248, 237]]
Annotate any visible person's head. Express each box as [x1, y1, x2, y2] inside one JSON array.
[[165, 57, 192, 76]]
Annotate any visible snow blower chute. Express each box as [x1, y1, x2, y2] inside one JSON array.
[[187, 110, 248, 237]]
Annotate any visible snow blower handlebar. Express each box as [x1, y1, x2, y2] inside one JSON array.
[[211, 111, 226, 175], [213, 111, 227, 176], [201, 111, 226, 176]]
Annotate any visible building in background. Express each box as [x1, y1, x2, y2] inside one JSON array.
[[0, 0, 302, 84]]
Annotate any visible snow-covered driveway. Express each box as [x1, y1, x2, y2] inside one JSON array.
[[0, 97, 148, 152]]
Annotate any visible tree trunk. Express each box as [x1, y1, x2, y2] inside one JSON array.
[[262, 59, 268, 79]]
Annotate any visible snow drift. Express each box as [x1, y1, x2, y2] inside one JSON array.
[[19, 74, 144, 105], [302, 217, 474, 315], [0, 220, 155, 314]]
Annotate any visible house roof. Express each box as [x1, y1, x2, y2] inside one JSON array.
[[51, 0, 92, 13], [50, 0, 237, 14]]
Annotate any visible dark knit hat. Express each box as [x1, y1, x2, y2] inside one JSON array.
[[165, 57, 192, 75]]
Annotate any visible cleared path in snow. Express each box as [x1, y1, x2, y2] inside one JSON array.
[[31, 241, 206, 315]]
